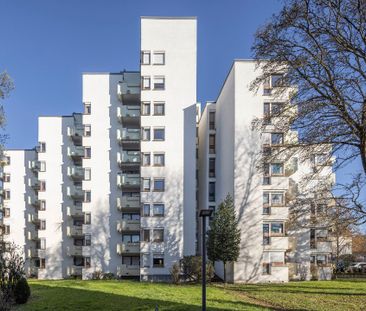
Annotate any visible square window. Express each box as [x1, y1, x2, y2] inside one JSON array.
[[153, 179, 165, 192], [271, 193, 284, 205], [271, 133, 283, 145], [153, 153, 165, 166], [153, 253, 164, 267], [153, 77, 165, 90], [153, 229, 164, 242], [153, 204, 164, 217], [141, 51, 151, 65], [153, 128, 165, 141], [141, 102, 151, 115], [84, 213, 91, 225], [270, 163, 284, 175], [153, 102, 165, 115], [153, 52, 165, 65], [142, 76, 151, 90], [271, 223, 284, 234], [38, 142, 46, 153]]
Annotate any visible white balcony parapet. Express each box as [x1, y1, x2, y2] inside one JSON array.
[[117, 220, 140, 232], [117, 242, 140, 254], [117, 264, 140, 277], [66, 226, 83, 237]]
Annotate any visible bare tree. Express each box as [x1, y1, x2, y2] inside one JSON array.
[[251, 0, 366, 222], [0, 71, 13, 151]]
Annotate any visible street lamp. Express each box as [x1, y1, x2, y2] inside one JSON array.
[[199, 208, 213, 311]]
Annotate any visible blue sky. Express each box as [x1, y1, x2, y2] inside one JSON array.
[[0, 0, 361, 186], [0, 0, 282, 148]]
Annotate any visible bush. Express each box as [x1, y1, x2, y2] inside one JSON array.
[[181, 256, 214, 283], [91, 270, 103, 280], [14, 278, 30, 304], [170, 262, 181, 285], [103, 273, 115, 280]]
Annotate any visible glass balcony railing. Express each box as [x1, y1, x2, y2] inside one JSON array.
[[121, 151, 140, 164], [121, 129, 140, 141], [119, 174, 140, 188]]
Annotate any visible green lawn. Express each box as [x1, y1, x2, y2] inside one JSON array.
[[15, 279, 366, 311]]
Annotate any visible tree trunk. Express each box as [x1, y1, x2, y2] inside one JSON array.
[[223, 261, 226, 284]]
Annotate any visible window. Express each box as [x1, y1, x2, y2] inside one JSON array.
[[143, 204, 150, 216], [39, 220, 46, 230], [84, 125, 91, 137], [4, 208, 10, 218], [153, 229, 164, 242], [153, 77, 165, 90], [40, 238, 46, 250], [271, 223, 284, 235], [39, 258, 46, 269], [262, 263, 271, 275], [4, 225, 10, 235], [122, 213, 140, 221], [153, 254, 164, 268], [153, 204, 164, 217], [38, 142, 46, 153], [122, 256, 140, 266], [270, 163, 284, 175], [153, 128, 165, 141], [143, 229, 150, 242], [124, 234, 140, 243], [142, 178, 150, 191], [209, 182, 215, 202], [312, 154, 328, 166], [84, 191, 91, 203], [4, 173, 10, 182], [316, 255, 327, 265], [142, 76, 151, 90], [4, 190, 10, 200], [271, 193, 284, 205], [84, 102, 91, 114], [142, 153, 151, 166], [84, 213, 91, 225], [142, 253, 151, 268], [153, 102, 165, 115], [40, 181, 46, 192], [263, 224, 270, 245], [153, 153, 165, 166], [141, 102, 151, 115], [209, 158, 215, 177], [84, 147, 91, 159], [209, 111, 215, 130], [84, 234, 91, 246], [271, 133, 283, 145], [209, 134, 215, 154], [153, 52, 165, 65], [84, 168, 91, 181], [40, 200, 46, 211], [85, 257, 91, 268], [263, 192, 270, 205], [153, 179, 165, 192], [40, 161, 46, 172], [142, 127, 151, 141], [141, 51, 151, 65], [271, 74, 285, 87]]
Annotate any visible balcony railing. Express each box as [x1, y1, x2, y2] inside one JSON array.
[[68, 167, 84, 181], [117, 82, 140, 104], [67, 186, 84, 200], [27, 230, 38, 241], [67, 206, 84, 218], [117, 196, 140, 210], [31, 161, 41, 172], [120, 151, 140, 165], [117, 242, 140, 254], [68, 127, 83, 144], [118, 174, 140, 188], [66, 245, 83, 256], [117, 264, 140, 277], [67, 266, 83, 276], [68, 146, 84, 160], [120, 129, 141, 142], [66, 226, 83, 237], [118, 106, 141, 122], [117, 220, 140, 232], [30, 214, 40, 224]]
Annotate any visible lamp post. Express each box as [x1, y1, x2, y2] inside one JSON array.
[[199, 208, 213, 311]]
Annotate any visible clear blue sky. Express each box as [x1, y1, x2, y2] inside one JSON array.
[[0, 0, 361, 187], [0, 0, 282, 148]]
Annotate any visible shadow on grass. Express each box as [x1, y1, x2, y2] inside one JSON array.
[[18, 283, 271, 311]]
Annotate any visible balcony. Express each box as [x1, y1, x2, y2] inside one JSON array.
[[119, 129, 141, 146], [27, 230, 38, 241], [31, 180, 41, 191], [117, 264, 140, 277], [117, 242, 140, 254], [67, 186, 84, 200], [31, 198, 41, 208], [27, 247, 38, 258], [117, 196, 140, 210], [66, 226, 83, 237], [67, 245, 83, 256], [68, 167, 84, 181], [30, 214, 40, 224], [119, 151, 140, 167], [117, 220, 140, 232], [68, 146, 84, 162], [67, 206, 84, 218], [67, 266, 83, 276], [264, 236, 288, 250], [118, 174, 140, 189], [118, 106, 141, 124], [68, 127, 83, 145], [117, 82, 140, 104], [30, 161, 41, 172]]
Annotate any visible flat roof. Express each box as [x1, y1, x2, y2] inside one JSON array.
[[82, 71, 139, 75], [141, 16, 197, 20]]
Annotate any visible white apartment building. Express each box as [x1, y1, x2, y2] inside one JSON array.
[[0, 18, 342, 283]]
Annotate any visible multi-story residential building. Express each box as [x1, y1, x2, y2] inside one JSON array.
[[0, 18, 344, 283]]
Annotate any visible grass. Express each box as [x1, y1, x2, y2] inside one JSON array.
[[15, 279, 366, 311]]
